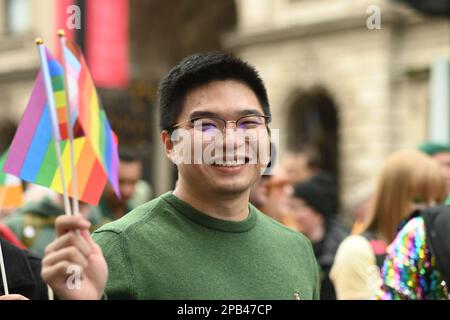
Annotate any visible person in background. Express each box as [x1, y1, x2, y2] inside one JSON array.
[[347, 182, 374, 235], [251, 145, 315, 230], [0, 223, 26, 249], [258, 166, 297, 229], [0, 236, 48, 299], [288, 171, 349, 300], [419, 141, 450, 197], [5, 192, 104, 257], [282, 148, 321, 186], [249, 175, 269, 210], [377, 204, 450, 300], [249, 142, 276, 211], [95, 147, 149, 222], [330, 150, 447, 299], [0, 119, 19, 220]]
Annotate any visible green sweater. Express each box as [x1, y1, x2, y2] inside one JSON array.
[[93, 192, 320, 300]]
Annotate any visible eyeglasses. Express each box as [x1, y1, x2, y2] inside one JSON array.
[[167, 114, 271, 140]]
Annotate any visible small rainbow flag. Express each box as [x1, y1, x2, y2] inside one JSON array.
[[44, 47, 80, 140], [3, 47, 108, 205], [0, 151, 23, 209], [62, 40, 120, 197]]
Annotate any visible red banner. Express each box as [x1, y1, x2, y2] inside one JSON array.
[[86, 0, 130, 89]]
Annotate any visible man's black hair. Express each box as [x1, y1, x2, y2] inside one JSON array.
[[158, 51, 271, 131]]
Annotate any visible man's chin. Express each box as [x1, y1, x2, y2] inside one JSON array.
[[208, 180, 252, 195]]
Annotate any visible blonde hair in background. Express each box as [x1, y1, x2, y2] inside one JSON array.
[[366, 150, 447, 244]]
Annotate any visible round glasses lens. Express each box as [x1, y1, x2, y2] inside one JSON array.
[[237, 116, 266, 130], [193, 118, 222, 133]]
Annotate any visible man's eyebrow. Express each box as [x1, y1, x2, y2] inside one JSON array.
[[189, 111, 218, 119], [236, 109, 264, 117], [188, 108, 264, 119]]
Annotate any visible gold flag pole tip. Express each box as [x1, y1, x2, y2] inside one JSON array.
[[58, 29, 66, 37], [35, 38, 44, 45]]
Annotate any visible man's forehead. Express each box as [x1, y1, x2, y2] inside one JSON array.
[[181, 80, 263, 114]]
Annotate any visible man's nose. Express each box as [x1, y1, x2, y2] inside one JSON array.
[[223, 124, 245, 145]]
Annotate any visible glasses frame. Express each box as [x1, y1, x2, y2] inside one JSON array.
[[167, 114, 271, 134]]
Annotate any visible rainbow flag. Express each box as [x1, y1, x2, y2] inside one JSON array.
[[62, 40, 120, 197], [3, 47, 108, 205], [43, 47, 80, 140], [0, 151, 23, 209]]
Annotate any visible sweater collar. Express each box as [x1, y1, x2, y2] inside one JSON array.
[[162, 192, 257, 233]]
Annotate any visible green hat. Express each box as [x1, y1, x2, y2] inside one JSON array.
[[418, 141, 450, 155]]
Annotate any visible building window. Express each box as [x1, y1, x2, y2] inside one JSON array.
[[5, 0, 30, 34]]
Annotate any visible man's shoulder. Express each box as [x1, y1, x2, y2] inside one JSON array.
[[254, 207, 313, 249], [92, 194, 169, 239]]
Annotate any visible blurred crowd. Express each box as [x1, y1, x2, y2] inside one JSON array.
[[249, 141, 450, 300]]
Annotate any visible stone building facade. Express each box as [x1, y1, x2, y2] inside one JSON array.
[[225, 0, 450, 214]]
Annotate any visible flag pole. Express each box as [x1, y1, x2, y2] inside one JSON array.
[[35, 38, 72, 216], [0, 186, 8, 293], [58, 30, 79, 215], [0, 240, 9, 295]]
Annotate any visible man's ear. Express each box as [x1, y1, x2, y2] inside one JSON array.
[[161, 130, 175, 162]]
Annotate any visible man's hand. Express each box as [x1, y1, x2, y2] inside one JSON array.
[[0, 294, 29, 300], [41, 215, 108, 300]]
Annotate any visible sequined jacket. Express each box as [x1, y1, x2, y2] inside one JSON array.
[[377, 213, 449, 300]]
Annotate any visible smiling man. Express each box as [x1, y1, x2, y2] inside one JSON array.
[[41, 52, 320, 300]]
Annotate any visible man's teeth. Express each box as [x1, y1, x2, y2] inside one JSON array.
[[214, 160, 245, 166]]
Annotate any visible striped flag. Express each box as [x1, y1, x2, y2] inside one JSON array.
[[3, 47, 108, 205], [62, 39, 120, 197], [44, 47, 82, 140], [0, 151, 23, 209]]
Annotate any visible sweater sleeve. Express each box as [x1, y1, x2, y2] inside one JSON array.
[[330, 235, 379, 300], [92, 230, 137, 299]]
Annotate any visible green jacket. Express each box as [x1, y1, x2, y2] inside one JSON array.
[[93, 192, 320, 300], [95, 180, 153, 222], [6, 197, 107, 257]]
